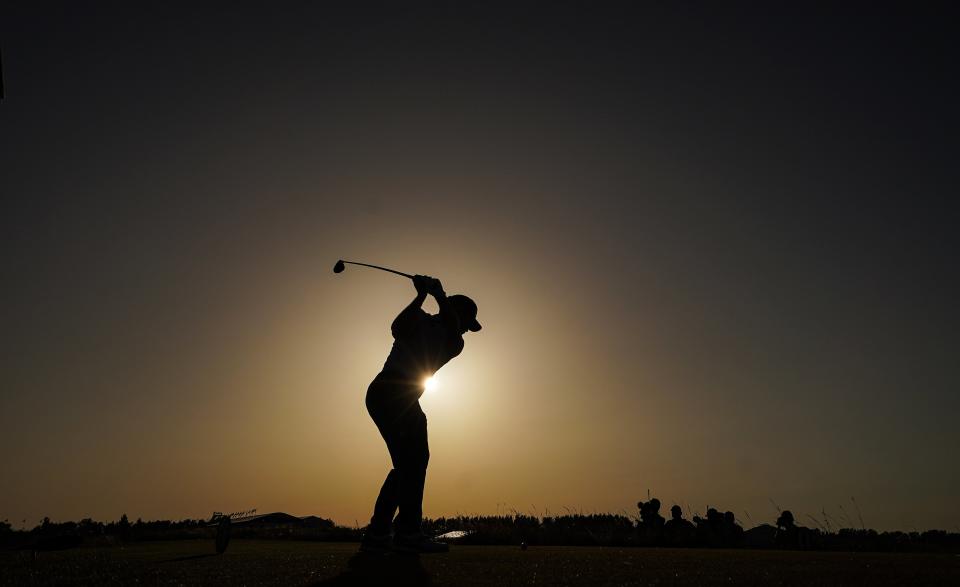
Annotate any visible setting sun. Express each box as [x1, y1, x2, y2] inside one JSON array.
[[424, 376, 439, 393]]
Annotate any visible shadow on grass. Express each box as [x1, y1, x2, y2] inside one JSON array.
[[312, 552, 430, 586]]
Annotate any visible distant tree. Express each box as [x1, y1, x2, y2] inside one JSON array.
[[118, 514, 131, 540], [0, 519, 12, 547], [78, 518, 102, 536]]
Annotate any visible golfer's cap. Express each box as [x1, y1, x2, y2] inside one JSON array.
[[448, 294, 482, 332]]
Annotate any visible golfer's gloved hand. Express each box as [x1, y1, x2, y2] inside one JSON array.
[[427, 277, 446, 299], [413, 275, 431, 295]]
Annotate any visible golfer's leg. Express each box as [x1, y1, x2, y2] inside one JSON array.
[[365, 389, 402, 535], [395, 407, 429, 535], [369, 469, 399, 533]]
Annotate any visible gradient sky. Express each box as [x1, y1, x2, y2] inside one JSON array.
[[2, 3, 958, 532]]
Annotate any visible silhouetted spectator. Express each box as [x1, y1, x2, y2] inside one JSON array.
[[636, 499, 665, 545], [663, 505, 695, 546], [776, 510, 795, 529], [774, 510, 820, 549], [694, 508, 724, 547], [722, 511, 744, 547], [776, 510, 800, 548]]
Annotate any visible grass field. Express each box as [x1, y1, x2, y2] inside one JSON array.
[[2, 539, 958, 586]]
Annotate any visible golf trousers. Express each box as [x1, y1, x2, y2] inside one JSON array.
[[365, 376, 429, 535]]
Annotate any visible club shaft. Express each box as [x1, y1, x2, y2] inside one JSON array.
[[342, 260, 414, 279]]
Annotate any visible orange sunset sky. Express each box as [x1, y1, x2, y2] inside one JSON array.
[[2, 4, 958, 532]]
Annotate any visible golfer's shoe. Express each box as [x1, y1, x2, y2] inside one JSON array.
[[359, 531, 392, 554], [393, 533, 450, 554]]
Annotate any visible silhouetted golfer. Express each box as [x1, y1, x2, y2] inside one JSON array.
[[361, 275, 481, 554]]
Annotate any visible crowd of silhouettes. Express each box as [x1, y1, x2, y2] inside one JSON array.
[[638, 500, 733, 547], [636, 498, 803, 548]]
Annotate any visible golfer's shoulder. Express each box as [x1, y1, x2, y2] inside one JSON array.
[[392, 308, 430, 337]]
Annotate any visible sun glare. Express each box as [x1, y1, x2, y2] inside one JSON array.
[[424, 376, 439, 393]]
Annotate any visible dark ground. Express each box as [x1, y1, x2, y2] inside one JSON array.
[[2, 540, 958, 586]]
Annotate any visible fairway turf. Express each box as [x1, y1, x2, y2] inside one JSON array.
[[2, 540, 958, 586]]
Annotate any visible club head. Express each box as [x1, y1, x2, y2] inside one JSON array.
[[333, 260, 345, 273]]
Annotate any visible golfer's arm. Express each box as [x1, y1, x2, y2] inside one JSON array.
[[391, 293, 427, 337]]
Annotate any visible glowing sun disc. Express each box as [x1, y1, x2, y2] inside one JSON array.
[[424, 376, 439, 393]]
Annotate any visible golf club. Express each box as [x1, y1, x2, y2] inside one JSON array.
[[333, 259, 414, 280]]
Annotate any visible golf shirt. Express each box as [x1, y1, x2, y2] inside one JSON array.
[[378, 309, 464, 396]]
